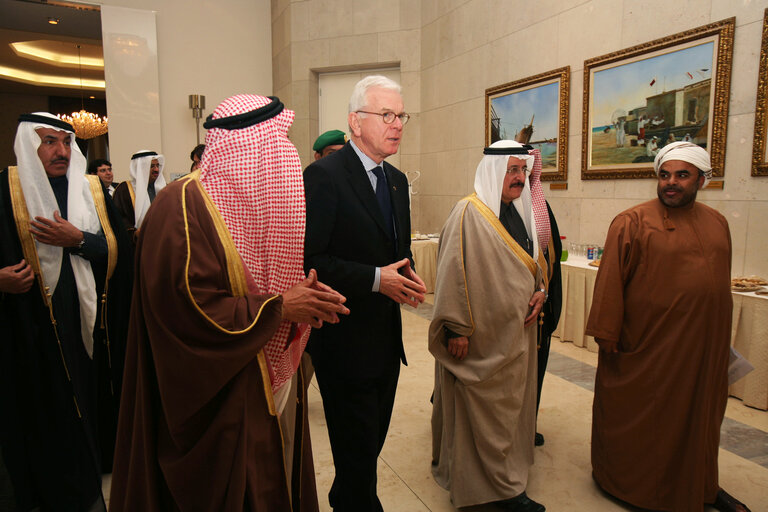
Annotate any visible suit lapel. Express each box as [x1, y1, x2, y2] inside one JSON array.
[[342, 145, 391, 237]]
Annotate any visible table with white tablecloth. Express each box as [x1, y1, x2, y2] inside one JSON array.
[[411, 238, 439, 293], [553, 256, 768, 410]]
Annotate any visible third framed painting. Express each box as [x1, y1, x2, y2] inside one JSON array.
[[582, 18, 734, 180]]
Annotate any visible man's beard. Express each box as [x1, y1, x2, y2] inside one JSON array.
[[657, 183, 698, 208]]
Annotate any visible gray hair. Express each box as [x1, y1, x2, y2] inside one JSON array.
[[348, 75, 402, 114]]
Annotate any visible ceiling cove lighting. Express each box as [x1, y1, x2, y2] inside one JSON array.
[[0, 65, 105, 89], [10, 41, 104, 69]]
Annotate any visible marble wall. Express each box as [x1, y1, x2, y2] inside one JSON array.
[[271, 0, 424, 222], [275, 0, 768, 276], [99, 0, 273, 179]]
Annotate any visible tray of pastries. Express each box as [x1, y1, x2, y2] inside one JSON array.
[[731, 275, 767, 293], [588, 259, 601, 267]]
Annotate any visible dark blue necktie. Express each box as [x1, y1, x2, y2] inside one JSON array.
[[372, 166, 394, 239]]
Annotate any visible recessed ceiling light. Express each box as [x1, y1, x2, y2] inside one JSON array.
[[47, 17, 61, 25]]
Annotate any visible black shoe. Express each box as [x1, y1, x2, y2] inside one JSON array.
[[710, 489, 751, 512], [534, 432, 544, 446], [496, 491, 545, 511]]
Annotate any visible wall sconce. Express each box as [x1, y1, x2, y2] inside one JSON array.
[[189, 94, 206, 145]]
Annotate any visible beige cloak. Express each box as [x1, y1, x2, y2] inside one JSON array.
[[429, 194, 541, 508]]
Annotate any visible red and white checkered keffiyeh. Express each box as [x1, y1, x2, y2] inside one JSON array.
[[528, 148, 551, 253], [199, 94, 309, 392]]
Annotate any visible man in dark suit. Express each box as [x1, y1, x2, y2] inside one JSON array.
[[87, 158, 119, 196], [303, 75, 426, 511]]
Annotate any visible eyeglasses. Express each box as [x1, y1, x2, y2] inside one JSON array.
[[506, 167, 527, 175], [355, 110, 411, 125]]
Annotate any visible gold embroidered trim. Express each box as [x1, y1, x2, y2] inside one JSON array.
[[180, 175, 278, 416], [85, 175, 118, 282], [7, 166, 48, 305], [85, 175, 117, 382], [465, 194, 538, 277], [457, 201, 476, 336], [6, 167, 82, 417], [125, 180, 135, 208], [193, 179, 248, 297], [538, 248, 549, 292]]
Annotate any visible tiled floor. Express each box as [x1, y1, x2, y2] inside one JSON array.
[[306, 304, 768, 512]]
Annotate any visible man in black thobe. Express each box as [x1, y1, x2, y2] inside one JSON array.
[[0, 113, 131, 511]]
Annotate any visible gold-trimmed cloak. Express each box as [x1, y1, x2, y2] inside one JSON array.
[[429, 195, 541, 507], [109, 174, 318, 512]]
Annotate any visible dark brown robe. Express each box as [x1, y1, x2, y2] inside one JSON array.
[[586, 199, 732, 512], [109, 174, 318, 512], [111, 181, 135, 232]]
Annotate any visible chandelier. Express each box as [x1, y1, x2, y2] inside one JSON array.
[[59, 110, 108, 139], [57, 44, 108, 140]]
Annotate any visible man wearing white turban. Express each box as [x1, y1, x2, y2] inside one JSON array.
[[586, 142, 750, 512], [0, 113, 132, 511], [429, 140, 550, 511]]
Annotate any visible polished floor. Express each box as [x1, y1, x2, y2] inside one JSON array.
[[306, 302, 768, 512], [98, 299, 768, 511]]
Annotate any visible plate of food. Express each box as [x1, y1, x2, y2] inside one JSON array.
[[731, 276, 767, 293], [588, 259, 601, 267]]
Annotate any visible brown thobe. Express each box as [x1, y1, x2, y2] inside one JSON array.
[[586, 199, 732, 512], [429, 195, 541, 508], [110, 174, 318, 512]]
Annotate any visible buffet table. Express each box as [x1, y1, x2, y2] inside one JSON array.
[[553, 257, 768, 410], [411, 238, 439, 293]]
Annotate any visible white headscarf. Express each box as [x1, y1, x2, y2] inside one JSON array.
[[473, 140, 539, 259], [14, 112, 101, 357], [654, 141, 712, 187], [129, 150, 166, 228]]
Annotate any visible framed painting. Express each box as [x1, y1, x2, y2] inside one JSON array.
[[582, 18, 734, 180], [485, 66, 569, 181], [752, 8, 768, 177]]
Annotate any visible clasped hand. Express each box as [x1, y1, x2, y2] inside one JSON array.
[[281, 269, 350, 328], [0, 260, 34, 294], [523, 289, 546, 327], [379, 258, 426, 308], [30, 211, 83, 247]]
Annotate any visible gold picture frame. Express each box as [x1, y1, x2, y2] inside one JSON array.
[[582, 18, 734, 180], [752, 8, 768, 177], [485, 66, 570, 181]]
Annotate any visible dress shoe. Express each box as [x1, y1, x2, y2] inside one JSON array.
[[495, 491, 545, 511]]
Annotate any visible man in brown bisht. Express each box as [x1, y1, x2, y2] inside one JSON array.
[[110, 94, 349, 512], [429, 140, 550, 512], [586, 141, 751, 512]]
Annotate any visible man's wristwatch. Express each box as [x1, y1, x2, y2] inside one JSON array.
[[75, 235, 85, 251], [538, 287, 548, 300]]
